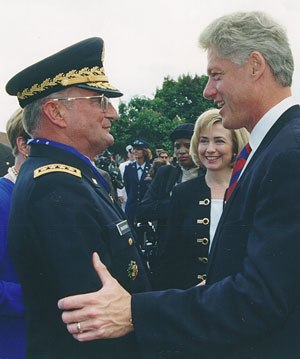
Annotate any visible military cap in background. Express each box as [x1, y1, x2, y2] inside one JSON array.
[[169, 123, 194, 142], [6, 37, 123, 108], [132, 139, 150, 149]]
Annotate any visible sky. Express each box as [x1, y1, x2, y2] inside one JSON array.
[[0, 0, 300, 132]]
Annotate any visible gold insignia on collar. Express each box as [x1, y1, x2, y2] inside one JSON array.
[[33, 163, 82, 178], [127, 260, 138, 280]]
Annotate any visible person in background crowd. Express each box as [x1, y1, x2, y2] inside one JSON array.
[[117, 145, 135, 210], [154, 145, 164, 160], [94, 149, 124, 199], [58, 11, 300, 359], [145, 158, 168, 183], [157, 109, 248, 290], [137, 123, 204, 284], [6, 37, 150, 359], [0, 108, 30, 359], [123, 139, 152, 227], [0, 142, 14, 177], [158, 149, 170, 164]]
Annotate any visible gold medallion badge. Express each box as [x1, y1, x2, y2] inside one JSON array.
[[127, 260, 138, 280]]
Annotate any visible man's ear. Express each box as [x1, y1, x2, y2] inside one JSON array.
[[249, 51, 266, 78], [42, 100, 68, 128]]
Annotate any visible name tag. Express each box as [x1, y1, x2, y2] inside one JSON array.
[[116, 220, 131, 236]]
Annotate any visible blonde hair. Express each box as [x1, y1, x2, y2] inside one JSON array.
[[143, 148, 153, 161], [6, 108, 30, 156], [190, 108, 249, 167]]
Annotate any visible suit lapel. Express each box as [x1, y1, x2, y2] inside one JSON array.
[[208, 105, 300, 265], [227, 105, 300, 208]]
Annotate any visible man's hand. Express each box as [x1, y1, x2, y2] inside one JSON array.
[[57, 252, 133, 341]]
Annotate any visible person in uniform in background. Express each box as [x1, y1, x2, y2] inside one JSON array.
[[0, 108, 30, 359], [6, 37, 150, 359], [0, 142, 14, 177], [157, 108, 248, 290], [123, 139, 152, 227]]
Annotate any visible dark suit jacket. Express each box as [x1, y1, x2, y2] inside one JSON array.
[[9, 142, 150, 359], [132, 105, 300, 359], [0, 143, 14, 177], [124, 161, 151, 225]]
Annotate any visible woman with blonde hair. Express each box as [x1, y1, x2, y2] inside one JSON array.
[[157, 108, 249, 289], [0, 108, 30, 359]]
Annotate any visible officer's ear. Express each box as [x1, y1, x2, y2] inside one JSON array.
[[42, 100, 67, 128]]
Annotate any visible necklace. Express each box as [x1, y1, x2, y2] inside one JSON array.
[[7, 166, 18, 183]]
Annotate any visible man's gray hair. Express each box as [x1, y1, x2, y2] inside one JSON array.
[[199, 11, 294, 87], [23, 88, 73, 136]]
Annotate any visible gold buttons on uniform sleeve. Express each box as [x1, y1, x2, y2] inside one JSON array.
[[128, 237, 133, 246], [197, 218, 209, 225]]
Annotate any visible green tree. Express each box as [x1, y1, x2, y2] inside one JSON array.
[[154, 74, 215, 123], [110, 73, 215, 158]]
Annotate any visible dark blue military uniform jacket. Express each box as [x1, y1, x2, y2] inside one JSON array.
[[8, 141, 150, 359], [132, 105, 300, 358], [123, 161, 151, 225]]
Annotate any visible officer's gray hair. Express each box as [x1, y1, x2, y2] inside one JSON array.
[[198, 11, 294, 87], [23, 88, 73, 136]]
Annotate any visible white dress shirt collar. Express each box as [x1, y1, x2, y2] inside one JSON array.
[[249, 96, 298, 153], [239, 96, 297, 177]]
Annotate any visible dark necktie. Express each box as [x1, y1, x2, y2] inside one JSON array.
[[137, 166, 143, 180], [225, 143, 252, 201]]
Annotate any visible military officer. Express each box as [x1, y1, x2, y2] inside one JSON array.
[[123, 139, 152, 227], [6, 37, 150, 359]]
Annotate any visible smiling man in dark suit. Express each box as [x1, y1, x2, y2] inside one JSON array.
[[58, 12, 300, 359]]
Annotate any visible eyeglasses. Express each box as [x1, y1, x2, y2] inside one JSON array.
[[174, 143, 190, 150], [52, 95, 110, 112]]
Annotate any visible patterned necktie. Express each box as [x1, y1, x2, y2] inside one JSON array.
[[225, 143, 252, 201]]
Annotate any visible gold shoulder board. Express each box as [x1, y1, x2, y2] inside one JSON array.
[[33, 163, 82, 178]]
